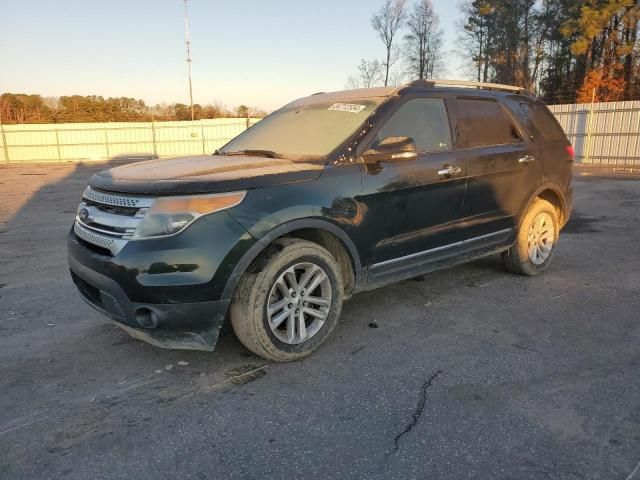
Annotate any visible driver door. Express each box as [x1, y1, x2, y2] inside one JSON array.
[[357, 95, 468, 280]]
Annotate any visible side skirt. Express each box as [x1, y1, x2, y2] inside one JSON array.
[[363, 228, 514, 291]]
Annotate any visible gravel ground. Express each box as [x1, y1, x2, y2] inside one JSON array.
[[1, 162, 639, 480]]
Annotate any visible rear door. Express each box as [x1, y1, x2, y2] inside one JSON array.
[[518, 100, 573, 192], [451, 96, 543, 240]]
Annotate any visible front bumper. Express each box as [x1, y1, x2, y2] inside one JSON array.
[[69, 254, 229, 350], [67, 211, 254, 351]]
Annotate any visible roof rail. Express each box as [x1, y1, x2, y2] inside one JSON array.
[[429, 79, 527, 94]]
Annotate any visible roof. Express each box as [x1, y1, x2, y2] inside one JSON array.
[[291, 79, 532, 107], [290, 86, 398, 107]]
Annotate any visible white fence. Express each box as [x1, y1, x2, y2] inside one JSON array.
[[1, 102, 639, 165], [549, 100, 640, 166], [0, 118, 259, 163]]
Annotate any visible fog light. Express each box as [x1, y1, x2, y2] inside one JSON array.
[[135, 308, 158, 329]]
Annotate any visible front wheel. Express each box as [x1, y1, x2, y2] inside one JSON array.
[[230, 239, 344, 362], [502, 198, 560, 276]]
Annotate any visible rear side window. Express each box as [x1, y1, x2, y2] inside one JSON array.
[[376, 98, 452, 153], [456, 98, 521, 148], [520, 103, 565, 141]]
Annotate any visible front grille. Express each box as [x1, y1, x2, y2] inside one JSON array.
[[83, 187, 149, 208], [71, 271, 103, 308], [74, 222, 121, 251], [83, 199, 139, 217], [75, 235, 112, 256], [73, 187, 155, 256]]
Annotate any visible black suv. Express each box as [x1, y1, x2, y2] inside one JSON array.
[[68, 80, 574, 361]]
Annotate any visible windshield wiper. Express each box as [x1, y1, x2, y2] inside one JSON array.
[[220, 149, 280, 158]]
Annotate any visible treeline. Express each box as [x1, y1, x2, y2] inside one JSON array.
[[351, 0, 640, 104], [459, 0, 640, 103], [0, 93, 267, 124]]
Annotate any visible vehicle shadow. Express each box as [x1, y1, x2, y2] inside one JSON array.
[[1, 156, 275, 417]]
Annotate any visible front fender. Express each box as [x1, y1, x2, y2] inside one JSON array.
[[220, 217, 364, 301]]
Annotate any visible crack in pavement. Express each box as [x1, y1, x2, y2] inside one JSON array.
[[389, 370, 442, 455], [626, 459, 640, 480]]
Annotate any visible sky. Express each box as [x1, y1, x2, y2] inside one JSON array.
[[0, 0, 466, 111]]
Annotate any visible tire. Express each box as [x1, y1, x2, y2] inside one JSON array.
[[230, 238, 344, 362], [501, 198, 560, 276]]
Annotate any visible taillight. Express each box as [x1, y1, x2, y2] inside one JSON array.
[[566, 145, 575, 160]]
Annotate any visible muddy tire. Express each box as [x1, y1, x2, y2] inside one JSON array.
[[502, 198, 560, 276], [230, 239, 344, 362]]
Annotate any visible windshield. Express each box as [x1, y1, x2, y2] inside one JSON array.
[[219, 98, 384, 160]]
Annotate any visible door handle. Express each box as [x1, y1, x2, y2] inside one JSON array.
[[437, 165, 462, 176], [518, 155, 536, 164]]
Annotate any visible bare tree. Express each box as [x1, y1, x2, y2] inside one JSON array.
[[371, 0, 407, 86], [388, 68, 408, 86], [347, 59, 385, 88], [405, 0, 444, 80]]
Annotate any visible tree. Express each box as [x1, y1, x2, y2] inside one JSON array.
[[371, 0, 407, 86], [458, 0, 497, 82], [405, 0, 445, 79], [173, 103, 191, 121], [576, 68, 626, 102], [151, 103, 175, 121], [535, 0, 585, 101], [202, 102, 228, 119], [478, 0, 537, 86], [388, 68, 408, 86], [563, 0, 640, 100], [456, 0, 640, 103], [0, 93, 53, 123], [347, 59, 385, 88], [0, 92, 260, 123], [235, 105, 250, 118]]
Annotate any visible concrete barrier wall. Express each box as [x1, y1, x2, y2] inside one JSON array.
[[0, 118, 259, 163], [2, 101, 639, 165], [549, 101, 640, 166]]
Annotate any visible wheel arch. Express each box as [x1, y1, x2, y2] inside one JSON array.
[[221, 218, 364, 301], [520, 182, 569, 227]]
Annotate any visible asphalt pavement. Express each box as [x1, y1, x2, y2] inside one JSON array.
[[1, 162, 639, 479]]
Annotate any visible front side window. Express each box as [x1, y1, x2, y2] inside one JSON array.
[[376, 98, 452, 153], [456, 98, 521, 148], [220, 98, 384, 160]]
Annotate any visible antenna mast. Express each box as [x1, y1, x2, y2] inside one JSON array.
[[183, 0, 194, 121]]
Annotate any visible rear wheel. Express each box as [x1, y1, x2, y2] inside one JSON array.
[[502, 198, 560, 276], [230, 239, 344, 362]]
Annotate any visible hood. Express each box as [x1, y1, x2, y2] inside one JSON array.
[[89, 154, 325, 195]]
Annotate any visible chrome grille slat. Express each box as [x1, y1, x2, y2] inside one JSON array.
[[74, 222, 128, 256], [82, 199, 139, 216], [75, 218, 132, 238], [82, 187, 154, 209], [75, 187, 155, 256], [77, 202, 141, 233]]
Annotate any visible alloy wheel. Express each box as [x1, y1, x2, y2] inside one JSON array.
[[266, 262, 332, 345], [527, 212, 555, 265]]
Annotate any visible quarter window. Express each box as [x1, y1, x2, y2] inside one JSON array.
[[520, 103, 565, 141], [457, 99, 521, 148], [376, 98, 452, 153]]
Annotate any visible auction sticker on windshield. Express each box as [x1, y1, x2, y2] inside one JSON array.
[[328, 103, 367, 113]]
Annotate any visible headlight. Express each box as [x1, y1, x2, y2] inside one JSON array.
[[132, 191, 246, 239]]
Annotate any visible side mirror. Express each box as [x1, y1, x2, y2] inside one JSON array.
[[363, 136, 418, 163]]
